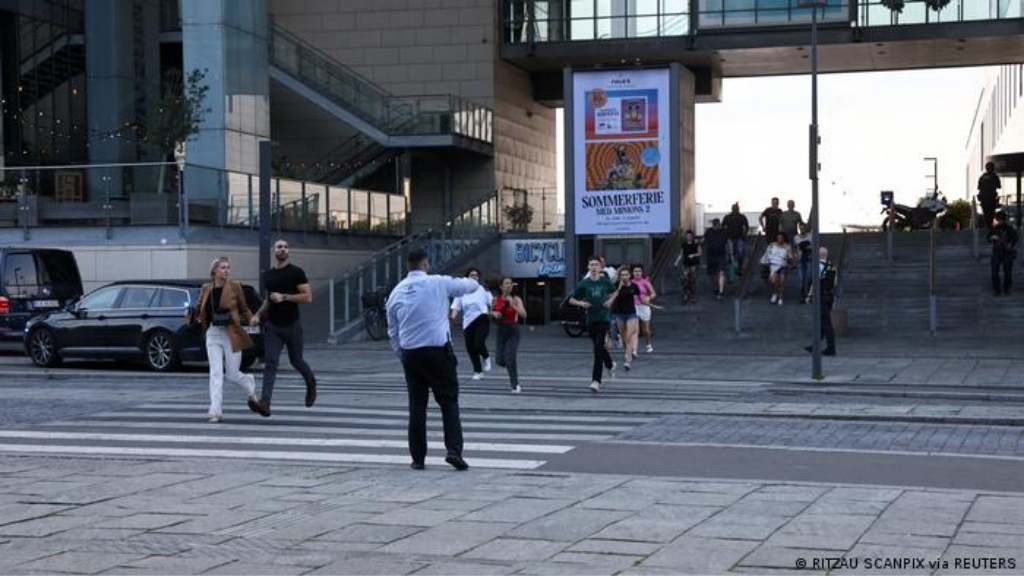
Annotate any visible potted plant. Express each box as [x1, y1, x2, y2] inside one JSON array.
[[502, 203, 534, 232], [924, 0, 951, 10], [880, 0, 905, 12]]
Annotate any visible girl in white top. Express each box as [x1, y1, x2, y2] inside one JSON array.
[[450, 268, 493, 380], [764, 232, 794, 306]]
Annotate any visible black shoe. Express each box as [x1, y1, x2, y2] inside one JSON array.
[[822, 348, 837, 356], [305, 376, 318, 408], [804, 346, 813, 354], [248, 397, 271, 417], [410, 461, 425, 470], [445, 454, 469, 471]]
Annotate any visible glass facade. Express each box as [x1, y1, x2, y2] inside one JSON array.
[[503, 0, 1022, 42], [0, 0, 87, 167]]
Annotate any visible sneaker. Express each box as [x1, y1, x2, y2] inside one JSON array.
[[483, 357, 492, 372], [589, 380, 601, 393], [770, 294, 778, 304], [777, 298, 784, 306], [623, 362, 632, 372], [646, 344, 654, 353], [472, 372, 483, 381], [511, 385, 521, 394], [610, 362, 618, 380]]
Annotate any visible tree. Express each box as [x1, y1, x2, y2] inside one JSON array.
[[880, 0, 905, 12], [139, 69, 210, 194], [503, 202, 534, 232]]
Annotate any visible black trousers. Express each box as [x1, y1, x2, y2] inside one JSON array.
[[463, 315, 490, 373], [401, 346, 463, 464], [494, 323, 520, 387], [818, 303, 836, 352], [992, 254, 1013, 293], [260, 321, 316, 406], [588, 321, 614, 382], [982, 202, 998, 228]]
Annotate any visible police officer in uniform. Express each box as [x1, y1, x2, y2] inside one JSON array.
[[386, 248, 479, 471], [805, 247, 837, 356], [989, 211, 1018, 296]]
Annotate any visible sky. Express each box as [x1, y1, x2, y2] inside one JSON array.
[[557, 66, 996, 232]]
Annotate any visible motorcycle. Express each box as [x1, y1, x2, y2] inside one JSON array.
[[881, 194, 947, 231]]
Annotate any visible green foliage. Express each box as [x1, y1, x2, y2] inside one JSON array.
[[503, 203, 534, 232], [139, 68, 211, 158], [880, 0, 905, 12], [942, 199, 973, 229]]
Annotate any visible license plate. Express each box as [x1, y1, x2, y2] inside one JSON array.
[[244, 326, 261, 335], [33, 300, 59, 309]]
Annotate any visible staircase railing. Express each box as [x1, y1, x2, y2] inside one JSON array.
[[649, 228, 683, 288], [302, 134, 388, 184], [269, 21, 493, 144], [327, 190, 503, 343], [735, 232, 765, 300]]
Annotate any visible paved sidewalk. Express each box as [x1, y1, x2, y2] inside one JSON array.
[[0, 455, 1022, 576]]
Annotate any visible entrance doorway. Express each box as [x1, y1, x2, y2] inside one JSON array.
[[596, 236, 651, 269]]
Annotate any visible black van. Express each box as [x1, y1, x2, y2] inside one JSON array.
[[0, 249, 83, 345]]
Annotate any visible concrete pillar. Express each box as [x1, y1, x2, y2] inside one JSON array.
[[181, 0, 270, 201], [679, 66, 697, 231], [85, 0, 135, 167]]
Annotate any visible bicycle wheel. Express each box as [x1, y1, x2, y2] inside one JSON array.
[[364, 307, 387, 341]]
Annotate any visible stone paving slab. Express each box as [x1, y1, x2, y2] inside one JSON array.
[[0, 455, 1022, 576]]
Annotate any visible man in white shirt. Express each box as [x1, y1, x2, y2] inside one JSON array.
[[450, 268, 493, 380], [387, 248, 479, 471]]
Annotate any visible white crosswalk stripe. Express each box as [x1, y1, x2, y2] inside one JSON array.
[[0, 402, 658, 470]]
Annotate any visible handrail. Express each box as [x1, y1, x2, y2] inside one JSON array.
[[735, 232, 765, 299], [649, 228, 683, 284], [834, 227, 850, 306]]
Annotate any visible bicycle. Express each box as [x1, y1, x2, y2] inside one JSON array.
[[361, 289, 389, 341]]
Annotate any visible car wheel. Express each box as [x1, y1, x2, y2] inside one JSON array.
[[145, 331, 181, 372], [240, 352, 257, 371], [27, 327, 62, 367]]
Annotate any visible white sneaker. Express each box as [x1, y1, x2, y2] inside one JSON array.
[[483, 358, 492, 372], [646, 344, 654, 353], [471, 373, 483, 381], [589, 381, 601, 393], [770, 294, 778, 304], [777, 298, 784, 306], [610, 362, 618, 380], [511, 385, 521, 394]]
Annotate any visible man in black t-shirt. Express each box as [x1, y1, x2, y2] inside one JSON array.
[[722, 203, 749, 267], [760, 197, 783, 240], [250, 239, 318, 414], [703, 219, 729, 300]]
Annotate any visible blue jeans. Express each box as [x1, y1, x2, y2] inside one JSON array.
[[798, 260, 811, 300], [730, 238, 746, 266]]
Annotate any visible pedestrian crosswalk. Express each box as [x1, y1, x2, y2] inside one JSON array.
[[0, 402, 658, 470]]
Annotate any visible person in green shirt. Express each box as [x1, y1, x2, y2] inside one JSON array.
[[569, 256, 617, 393]]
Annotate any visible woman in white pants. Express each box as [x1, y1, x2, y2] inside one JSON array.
[[196, 257, 264, 423]]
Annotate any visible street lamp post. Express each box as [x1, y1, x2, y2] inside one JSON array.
[[798, 0, 826, 380], [174, 142, 187, 239]]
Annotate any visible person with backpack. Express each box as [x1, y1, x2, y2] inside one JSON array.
[[491, 276, 527, 394]]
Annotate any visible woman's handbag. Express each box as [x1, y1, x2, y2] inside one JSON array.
[[211, 310, 233, 327]]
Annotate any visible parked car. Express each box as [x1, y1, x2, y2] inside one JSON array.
[[23, 280, 264, 372], [1, 248, 83, 346]]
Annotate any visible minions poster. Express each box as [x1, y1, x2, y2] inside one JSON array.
[[573, 69, 671, 235]]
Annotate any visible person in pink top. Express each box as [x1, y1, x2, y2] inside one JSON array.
[[631, 264, 657, 354]]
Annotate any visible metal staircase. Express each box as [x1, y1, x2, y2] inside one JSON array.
[[268, 20, 494, 182], [327, 190, 504, 344]]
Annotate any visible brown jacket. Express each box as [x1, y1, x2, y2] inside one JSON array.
[[197, 280, 254, 352]]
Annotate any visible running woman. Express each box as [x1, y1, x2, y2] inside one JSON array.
[[608, 268, 640, 371], [632, 263, 657, 354], [450, 268, 492, 380], [491, 277, 527, 394]]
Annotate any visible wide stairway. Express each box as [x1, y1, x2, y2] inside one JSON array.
[[653, 229, 1021, 339]]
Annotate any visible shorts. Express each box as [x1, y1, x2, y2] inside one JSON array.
[[612, 313, 637, 323], [707, 255, 726, 276], [635, 304, 652, 322]]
